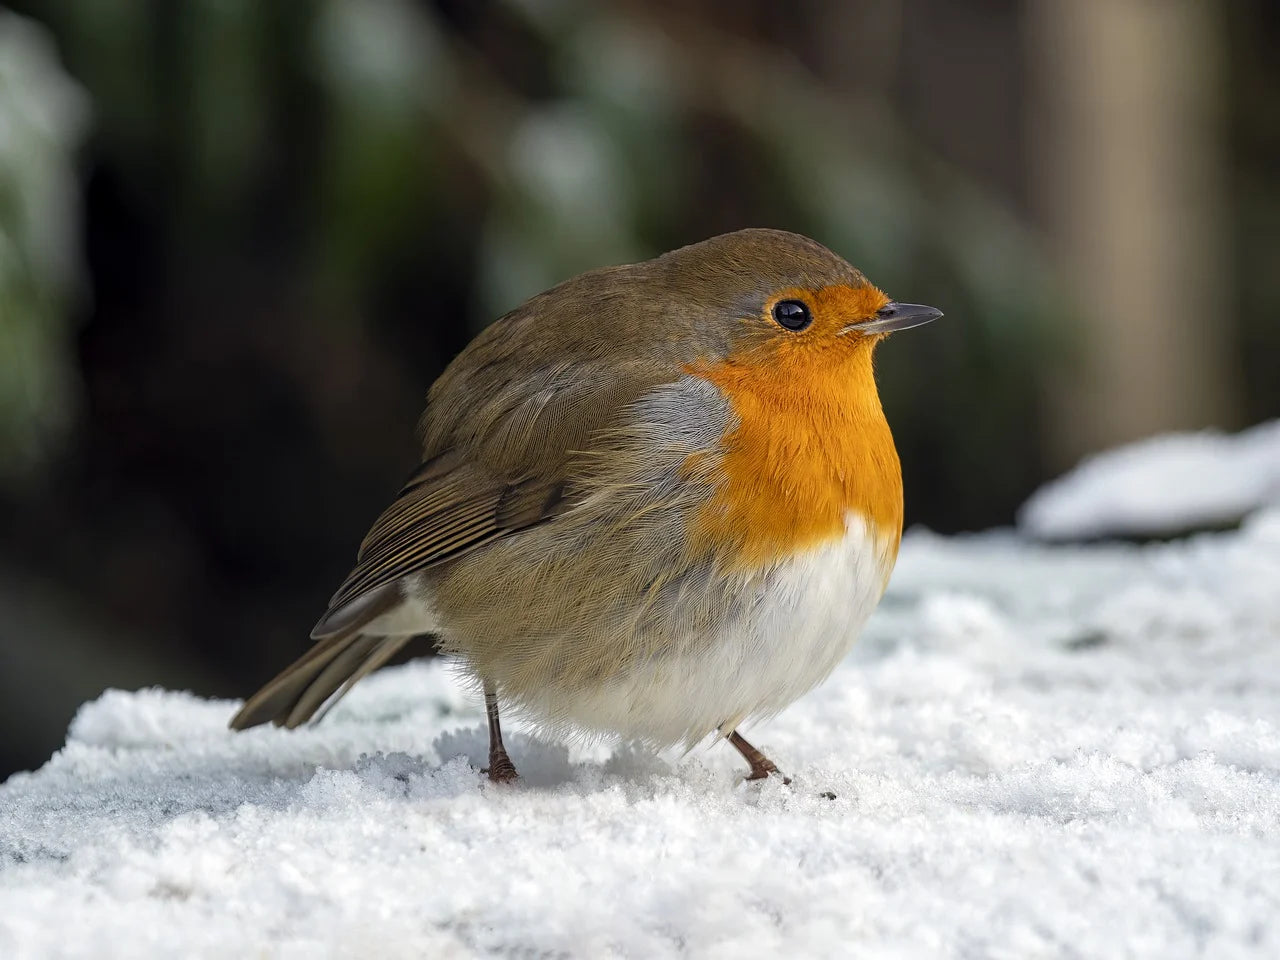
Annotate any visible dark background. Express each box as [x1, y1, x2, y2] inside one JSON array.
[[1, 0, 1277, 777]]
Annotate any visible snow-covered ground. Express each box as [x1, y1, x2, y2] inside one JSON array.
[[3, 446, 1280, 958], [1020, 419, 1280, 541]]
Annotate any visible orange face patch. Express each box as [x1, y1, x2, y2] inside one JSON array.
[[777, 283, 890, 335], [720, 282, 892, 365], [684, 284, 903, 572]]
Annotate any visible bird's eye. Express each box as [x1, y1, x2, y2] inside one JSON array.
[[772, 299, 812, 331]]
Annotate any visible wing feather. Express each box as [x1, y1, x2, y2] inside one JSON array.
[[314, 349, 671, 637], [318, 464, 542, 626]]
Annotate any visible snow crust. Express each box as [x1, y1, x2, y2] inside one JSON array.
[[4, 511, 1280, 958], [1019, 419, 1280, 540]]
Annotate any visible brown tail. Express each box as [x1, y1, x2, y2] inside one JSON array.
[[230, 628, 418, 729], [231, 579, 416, 730]]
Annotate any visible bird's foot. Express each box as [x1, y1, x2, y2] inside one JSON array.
[[743, 763, 792, 787], [729, 730, 791, 785], [483, 747, 520, 783]]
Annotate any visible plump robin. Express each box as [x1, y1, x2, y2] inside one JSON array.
[[231, 228, 941, 783]]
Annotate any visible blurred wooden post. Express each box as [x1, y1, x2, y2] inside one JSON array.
[[1028, 0, 1237, 466]]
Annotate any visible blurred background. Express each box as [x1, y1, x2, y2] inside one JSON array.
[[1, 0, 1277, 777]]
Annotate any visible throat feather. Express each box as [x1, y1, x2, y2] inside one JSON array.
[[686, 350, 903, 570]]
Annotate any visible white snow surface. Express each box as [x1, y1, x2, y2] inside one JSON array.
[[1019, 419, 1280, 540], [4, 512, 1280, 958]]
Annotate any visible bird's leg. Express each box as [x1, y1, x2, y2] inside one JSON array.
[[728, 730, 791, 785], [483, 681, 519, 783]]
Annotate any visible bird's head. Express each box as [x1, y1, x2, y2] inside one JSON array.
[[649, 228, 941, 401]]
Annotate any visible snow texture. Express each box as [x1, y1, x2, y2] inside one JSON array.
[[4, 511, 1280, 958], [1019, 419, 1280, 541]]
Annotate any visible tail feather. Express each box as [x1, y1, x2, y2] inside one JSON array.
[[311, 634, 414, 725], [230, 628, 360, 729], [231, 584, 409, 731], [283, 634, 382, 727]]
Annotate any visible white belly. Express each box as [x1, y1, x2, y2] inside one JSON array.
[[560, 512, 897, 746]]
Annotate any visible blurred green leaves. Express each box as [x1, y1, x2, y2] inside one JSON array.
[[2, 0, 1072, 526], [0, 11, 88, 480]]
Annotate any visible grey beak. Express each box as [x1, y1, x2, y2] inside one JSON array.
[[849, 302, 943, 335]]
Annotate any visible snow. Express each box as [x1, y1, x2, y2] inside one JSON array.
[[1019, 419, 1280, 541], [4, 513, 1280, 958]]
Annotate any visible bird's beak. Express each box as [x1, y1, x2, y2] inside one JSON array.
[[844, 302, 943, 335]]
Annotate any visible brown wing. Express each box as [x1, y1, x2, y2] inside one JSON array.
[[310, 356, 665, 639], [310, 458, 565, 637], [234, 361, 663, 731], [307, 259, 703, 640]]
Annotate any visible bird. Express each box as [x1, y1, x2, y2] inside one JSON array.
[[230, 228, 941, 784]]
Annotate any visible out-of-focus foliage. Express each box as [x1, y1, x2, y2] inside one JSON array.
[[23, 0, 1068, 519], [1226, 2, 1280, 424], [0, 11, 87, 479]]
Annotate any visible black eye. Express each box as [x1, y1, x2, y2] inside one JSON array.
[[772, 299, 812, 331]]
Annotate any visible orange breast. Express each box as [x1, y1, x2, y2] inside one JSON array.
[[686, 341, 903, 571]]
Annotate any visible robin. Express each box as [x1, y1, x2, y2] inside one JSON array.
[[231, 228, 941, 784]]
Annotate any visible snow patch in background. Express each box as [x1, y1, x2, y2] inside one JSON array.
[[1019, 419, 1280, 540], [3, 509, 1280, 958]]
